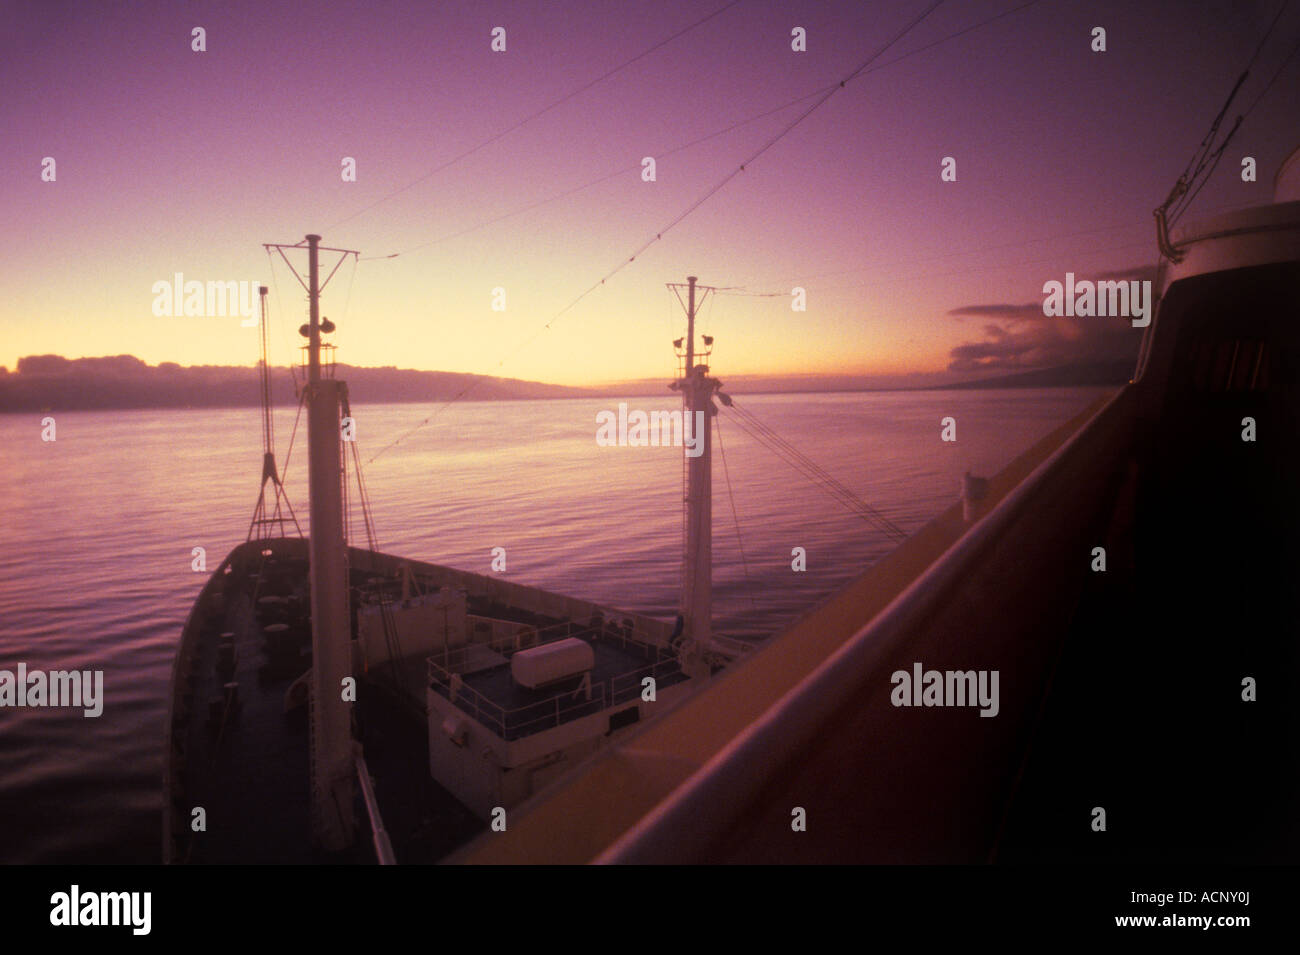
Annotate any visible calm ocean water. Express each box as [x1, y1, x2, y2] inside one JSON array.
[[0, 387, 1111, 863]]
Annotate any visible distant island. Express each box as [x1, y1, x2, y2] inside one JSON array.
[[0, 354, 592, 412], [0, 354, 1134, 413], [920, 360, 1135, 390]]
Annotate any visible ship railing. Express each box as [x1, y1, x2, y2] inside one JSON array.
[[354, 752, 396, 865], [464, 616, 668, 659], [458, 618, 672, 664], [563, 623, 672, 659], [474, 616, 569, 654], [504, 682, 610, 740], [432, 623, 674, 671], [431, 644, 483, 673], [609, 657, 685, 707], [428, 655, 511, 737], [404, 563, 675, 645], [428, 651, 611, 740], [429, 650, 684, 741]]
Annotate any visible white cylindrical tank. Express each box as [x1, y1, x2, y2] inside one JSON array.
[[511, 638, 595, 689]]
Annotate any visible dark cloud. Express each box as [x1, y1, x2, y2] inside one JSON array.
[[945, 264, 1151, 373], [948, 303, 1045, 322], [949, 339, 1038, 364]]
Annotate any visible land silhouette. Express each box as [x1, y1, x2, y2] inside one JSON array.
[[0, 354, 1134, 412]]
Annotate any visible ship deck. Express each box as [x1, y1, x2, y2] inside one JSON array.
[[177, 565, 315, 863], [169, 547, 487, 863], [431, 632, 689, 741], [166, 540, 682, 863]]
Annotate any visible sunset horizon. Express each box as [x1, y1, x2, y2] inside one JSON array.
[[3, 0, 1299, 924], [7, 0, 1296, 387]]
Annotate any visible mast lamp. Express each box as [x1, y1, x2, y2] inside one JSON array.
[[300, 318, 337, 336]]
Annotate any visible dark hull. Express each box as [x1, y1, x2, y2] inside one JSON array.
[[163, 539, 675, 863], [164, 540, 475, 863]]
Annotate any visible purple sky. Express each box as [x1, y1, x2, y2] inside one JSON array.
[[3, 0, 1298, 385]]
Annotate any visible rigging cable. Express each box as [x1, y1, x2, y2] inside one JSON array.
[[266, 245, 301, 394], [260, 247, 309, 532], [341, 395, 410, 689], [365, 0, 948, 464], [726, 217, 1148, 290], [723, 405, 906, 543], [360, 84, 836, 260], [1242, 28, 1300, 118], [714, 412, 759, 613], [280, 394, 305, 485], [722, 399, 909, 543], [722, 236, 1155, 299], [1161, 0, 1292, 230], [266, 247, 305, 485], [1172, 27, 1300, 224], [360, 0, 1049, 262], [329, 0, 747, 230], [337, 253, 360, 337]]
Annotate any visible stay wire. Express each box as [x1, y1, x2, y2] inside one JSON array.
[[362, 0, 1048, 263], [1242, 30, 1300, 117], [366, 1, 1107, 465], [724, 401, 908, 542], [1170, 123, 1241, 225], [366, 1, 947, 464], [329, 0, 746, 230], [714, 413, 758, 613], [724, 408, 905, 542], [362, 84, 837, 261], [265, 247, 300, 393], [1169, 1, 1291, 224], [727, 218, 1147, 290], [729, 400, 907, 539]]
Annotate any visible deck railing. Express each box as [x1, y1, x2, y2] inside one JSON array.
[[427, 631, 684, 741], [345, 549, 677, 648], [610, 658, 686, 707]]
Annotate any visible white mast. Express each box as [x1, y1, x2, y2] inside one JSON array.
[[670, 276, 721, 678], [266, 233, 359, 851]]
